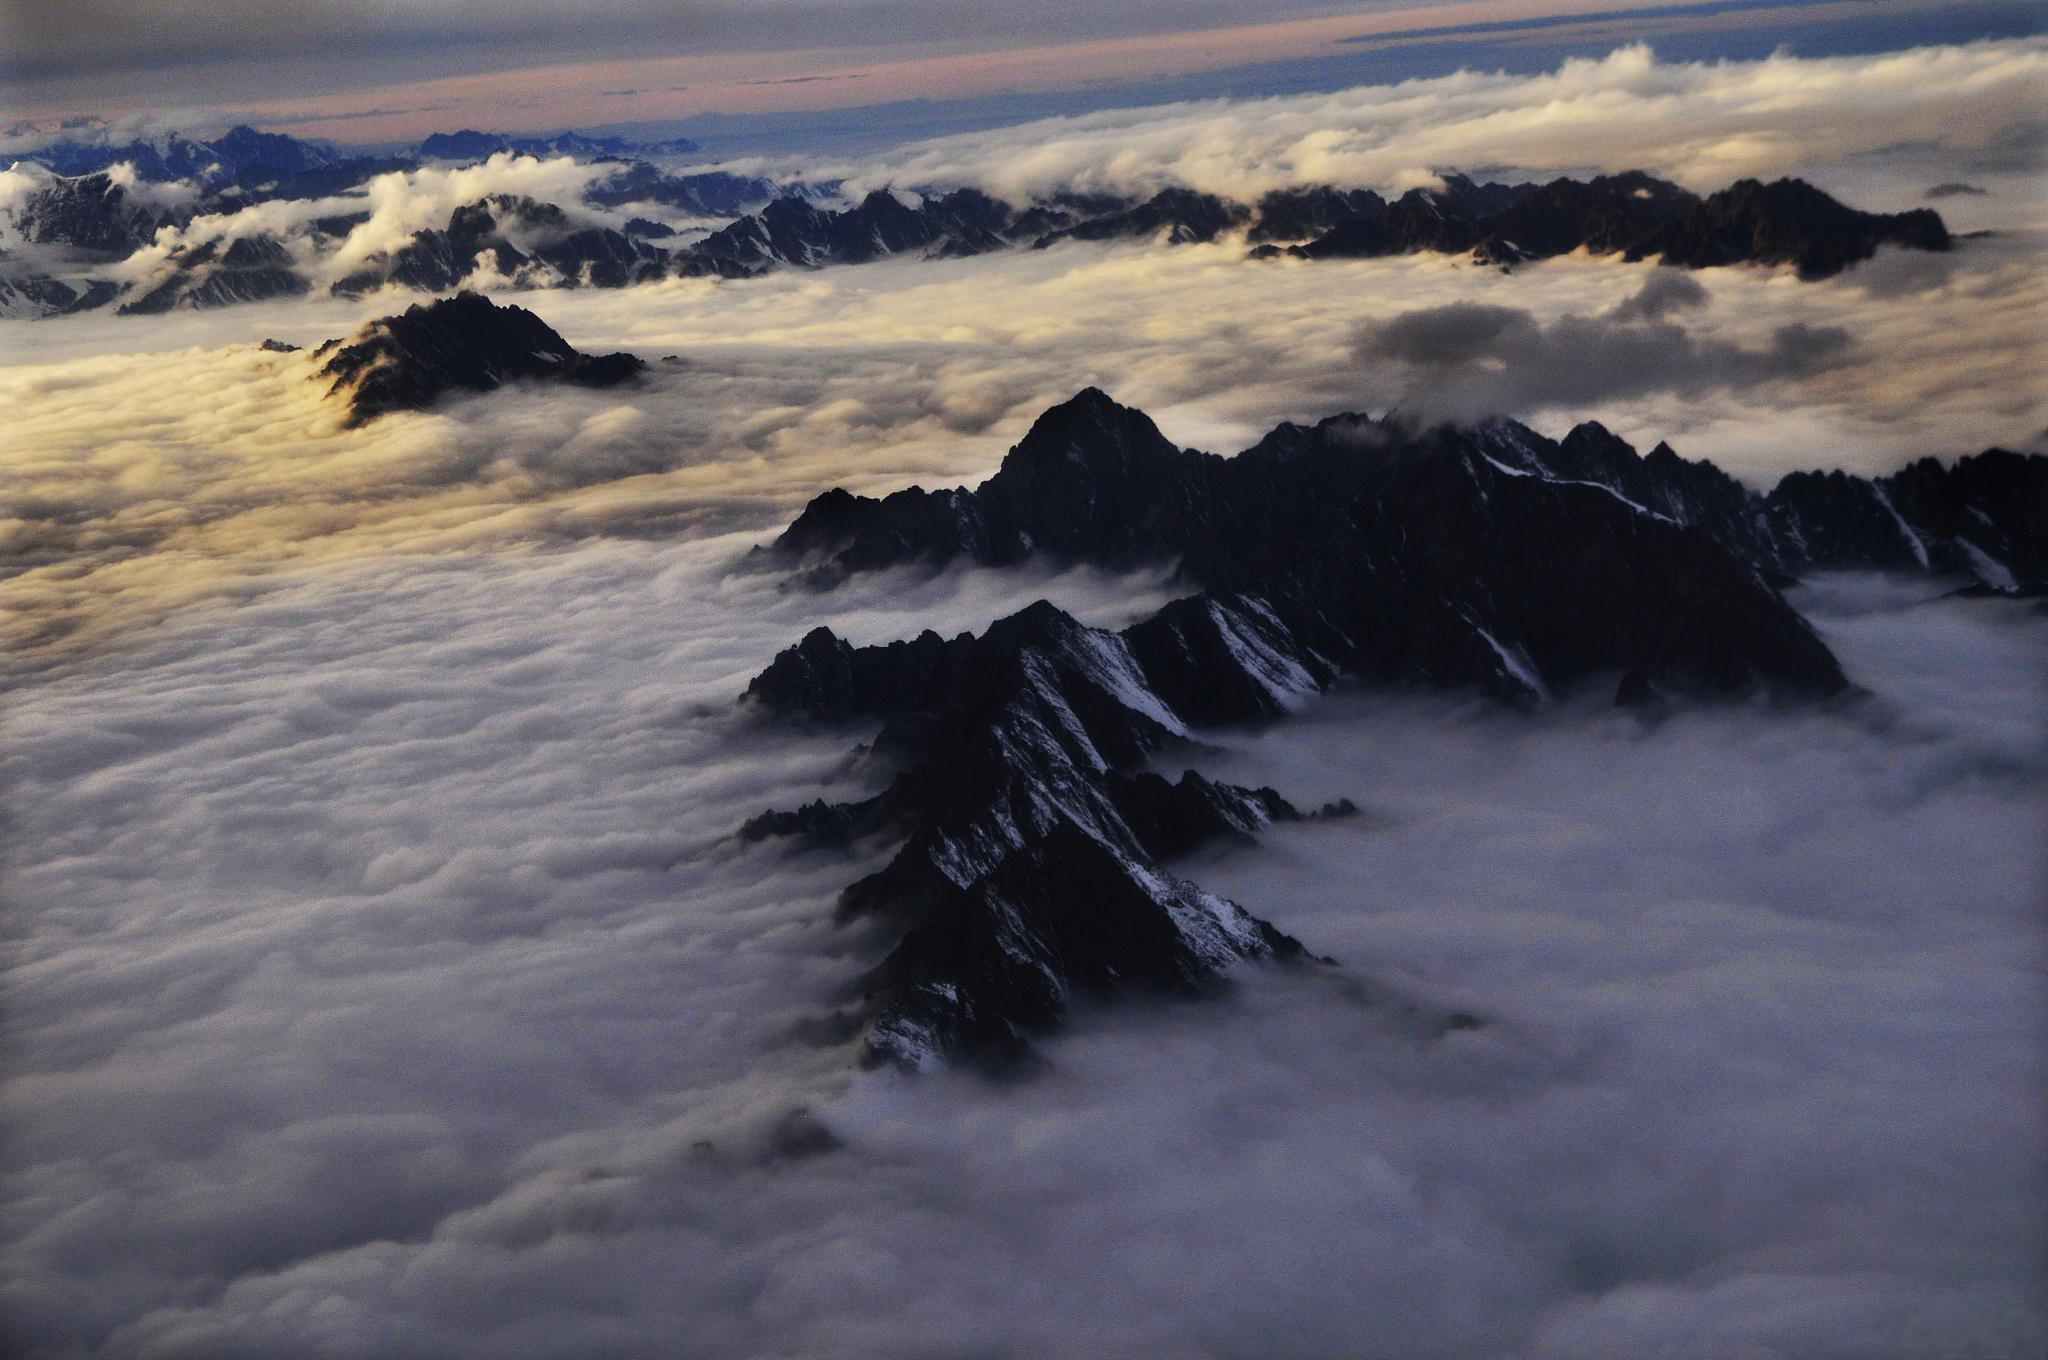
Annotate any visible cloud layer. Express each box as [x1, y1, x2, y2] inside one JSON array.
[[4, 548, 2041, 1357]]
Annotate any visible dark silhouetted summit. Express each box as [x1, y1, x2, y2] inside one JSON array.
[[312, 292, 644, 426]]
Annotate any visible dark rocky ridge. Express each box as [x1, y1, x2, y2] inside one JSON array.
[[10, 171, 182, 255], [744, 390, 2047, 1069], [312, 292, 645, 426], [772, 392, 2043, 602], [1265, 172, 1949, 278], [3, 168, 1952, 318], [688, 171, 1945, 281]]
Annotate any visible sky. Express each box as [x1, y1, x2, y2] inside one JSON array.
[[0, 0, 2040, 148]]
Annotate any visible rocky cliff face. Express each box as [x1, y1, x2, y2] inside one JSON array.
[[12, 171, 182, 255], [1765, 452, 2047, 589]]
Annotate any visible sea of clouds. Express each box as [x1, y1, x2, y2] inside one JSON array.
[[4, 39, 2045, 1360], [5, 544, 2041, 1358], [7, 231, 2044, 667]]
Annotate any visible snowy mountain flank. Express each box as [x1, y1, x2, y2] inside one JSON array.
[[745, 389, 2044, 1069]]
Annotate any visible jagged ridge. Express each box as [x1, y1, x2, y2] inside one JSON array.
[[745, 595, 1344, 1070], [1, 168, 1952, 318], [769, 390, 1879, 706], [742, 389, 2048, 1069], [774, 391, 2043, 603]]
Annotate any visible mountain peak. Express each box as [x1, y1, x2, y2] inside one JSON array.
[[311, 291, 644, 426], [1018, 386, 1149, 440], [980, 598, 1087, 651]]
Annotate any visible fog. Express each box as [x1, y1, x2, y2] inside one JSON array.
[[4, 535, 2041, 1357]]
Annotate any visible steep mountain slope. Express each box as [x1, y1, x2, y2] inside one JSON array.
[[9, 170, 183, 254], [745, 599, 1333, 1069]]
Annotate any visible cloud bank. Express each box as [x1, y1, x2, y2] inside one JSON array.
[[7, 221, 2043, 671], [1353, 274, 1858, 422], [851, 40, 2048, 217]]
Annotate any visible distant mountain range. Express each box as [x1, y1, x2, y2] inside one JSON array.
[[3, 122, 698, 182], [5, 124, 350, 186], [1, 130, 1953, 319], [741, 388, 2042, 1070], [415, 129, 700, 161]]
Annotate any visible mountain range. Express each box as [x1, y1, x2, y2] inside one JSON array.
[[742, 388, 2042, 1069], [0, 152, 1953, 319]]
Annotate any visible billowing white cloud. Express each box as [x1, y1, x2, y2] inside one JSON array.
[[94, 152, 618, 299], [323, 154, 611, 277], [847, 40, 2048, 227]]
